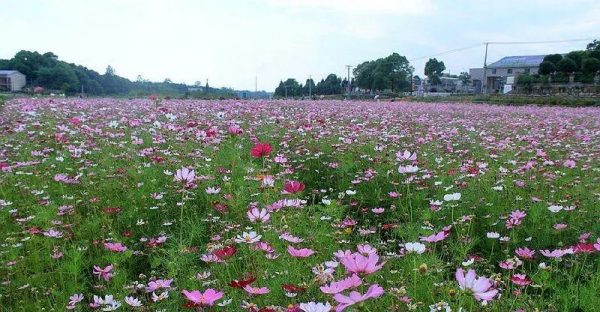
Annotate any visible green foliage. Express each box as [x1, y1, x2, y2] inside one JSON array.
[[586, 39, 600, 51], [538, 61, 557, 75], [458, 72, 471, 85], [566, 51, 586, 70], [581, 58, 600, 74], [557, 58, 578, 74], [354, 53, 413, 92], [543, 54, 563, 65], [424, 58, 446, 86]]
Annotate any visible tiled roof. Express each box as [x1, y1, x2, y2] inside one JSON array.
[[488, 55, 546, 68]]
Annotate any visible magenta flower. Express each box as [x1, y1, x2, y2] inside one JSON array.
[[288, 246, 315, 258], [104, 242, 127, 252], [333, 284, 384, 312], [93, 264, 114, 281], [340, 252, 385, 275], [320, 274, 362, 294], [594, 238, 600, 252], [420, 231, 449, 243], [455, 269, 498, 301], [182, 289, 223, 306]]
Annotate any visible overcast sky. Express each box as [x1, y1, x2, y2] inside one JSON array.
[[1, 0, 598, 91]]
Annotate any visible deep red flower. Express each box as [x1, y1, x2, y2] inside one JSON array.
[[229, 275, 256, 288], [250, 142, 272, 158], [283, 181, 305, 194], [281, 283, 306, 294], [213, 246, 237, 259]]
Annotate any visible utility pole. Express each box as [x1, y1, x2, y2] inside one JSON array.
[[482, 42, 489, 94], [308, 75, 312, 97], [345, 65, 352, 98], [81, 85, 84, 98]]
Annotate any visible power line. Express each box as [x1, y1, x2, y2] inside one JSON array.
[[410, 43, 484, 62], [485, 38, 596, 45]]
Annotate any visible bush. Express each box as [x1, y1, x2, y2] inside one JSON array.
[[574, 73, 595, 83], [543, 54, 563, 65], [581, 58, 600, 74], [557, 58, 578, 74], [538, 61, 556, 75]]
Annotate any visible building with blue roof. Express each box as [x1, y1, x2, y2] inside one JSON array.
[[470, 54, 549, 93]]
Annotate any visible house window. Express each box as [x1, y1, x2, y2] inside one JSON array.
[[524, 68, 531, 74], [507, 68, 513, 74], [491, 69, 497, 74]]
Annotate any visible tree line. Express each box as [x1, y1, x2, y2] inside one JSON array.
[[0, 50, 236, 96], [538, 40, 600, 75]]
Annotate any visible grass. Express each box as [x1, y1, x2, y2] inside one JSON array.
[[0, 98, 599, 312]]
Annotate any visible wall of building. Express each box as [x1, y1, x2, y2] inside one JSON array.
[[10, 73, 26, 91]]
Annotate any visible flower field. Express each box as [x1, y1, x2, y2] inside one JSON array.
[[1, 98, 599, 312]]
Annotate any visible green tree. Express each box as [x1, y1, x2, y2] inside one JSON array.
[[353, 53, 412, 92], [303, 78, 316, 96], [586, 39, 600, 51], [581, 58, 600, 74], [35, 63, 79, 92], [538, 61, 556, 75], [557, 58, 578, 74], [458, 72, 471, 85], [542, 54, 563, 65], [566, 51, 586, 70], [424, 58, 446, 85]]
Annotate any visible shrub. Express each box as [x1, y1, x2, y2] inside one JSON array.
[[538, 61, 556, 75], [557, 58, 578, 74], [542, 54, 563, 65], [581, 58, 600, 74]]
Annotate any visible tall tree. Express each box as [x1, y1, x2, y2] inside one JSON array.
[[424, 58, 446, 85]]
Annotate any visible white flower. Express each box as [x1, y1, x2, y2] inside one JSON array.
[[235, 231, 262, 244], [217, 298, 232, 306], [205, 187, 221, 194], [345, 190, 356, 196], [492, 186, 503, 191], [404, 242, 426, 254], [125, 296, 142, 307], [548, 205, 563, 213], [300, 301, 332, 312], [486, 232, 500, 239], [398, 165, 419, 174], [462, 258, 475, 267], [443, 193, 461, 201], [321, 199, 331, 205]]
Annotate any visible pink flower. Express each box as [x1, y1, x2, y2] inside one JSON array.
[[93, 264, 114, 281], [288, 246, 315, 258], [515, 247, 535, 260], [340, 252, 385, 275], [174, 167, 195, 184], [284, 181, 306, 194], [455, 269, 498, 301], [553, 223, 567, 230], [333, 284, 384, 312], [320, 274, 362, 294], [146, 279, 173, 293], [243, 285, 270, 295], [510, 274, 532, 287], [247, 208, 270, 223], [540, 248, 573, 258], [228, 124, 243, 135], [250, 142, 272, 158], [104, 242, 127, 252], [594, 238, 600, 252], [182, 289, 223, 306], [563, 159, 576, 168], [280, 233, 304, 243], [420, 231, 449, 243]]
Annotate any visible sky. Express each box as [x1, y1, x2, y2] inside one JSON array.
[[1, 0, 599, 91]]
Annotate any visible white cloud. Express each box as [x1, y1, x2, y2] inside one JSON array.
[[267, 0, 433, 16]]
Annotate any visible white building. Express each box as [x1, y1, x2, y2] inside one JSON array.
[[0, 70, 26, 92], [470, 55, 546, 93]]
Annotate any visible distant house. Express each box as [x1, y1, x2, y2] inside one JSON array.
[[470, 55, 547, 93], [0, 70, 26, 92]]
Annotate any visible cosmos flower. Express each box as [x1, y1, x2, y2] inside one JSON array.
[[455, 269, 498, 301], [250, 142, 272, 158], [288, 246, 315, 258], [333, 284, 384, 312], [182, 289, 223, 306], [235, 231, 262, 244], [174, 167, 195, 184]]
